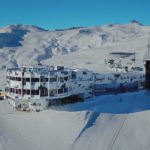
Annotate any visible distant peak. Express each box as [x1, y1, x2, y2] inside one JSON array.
[[55, 26, 86, 31], [8, 24, 47, 31], [10, 24, 23, 28], [130, 20, 142, 25], [30, 25, 48, 31], [13, 24, 23, 26], [9, 24, 25, 30]]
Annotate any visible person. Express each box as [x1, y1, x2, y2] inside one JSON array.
[[120, 97, 122, 102]]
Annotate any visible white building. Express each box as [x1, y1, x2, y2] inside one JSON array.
[[5, 63, 145, 111], [5, 64, 93, 111], [94, 72, 145, 96], [106, 52, 138, 72], [70, 69, 93, 99]]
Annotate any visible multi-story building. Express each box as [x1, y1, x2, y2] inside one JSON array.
[[5, 63, 145, 111], [5, 64, 93, 111]]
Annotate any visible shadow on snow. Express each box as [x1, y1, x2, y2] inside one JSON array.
[[50, 90, 150, 114]]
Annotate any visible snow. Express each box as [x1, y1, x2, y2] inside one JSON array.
[[1, 91, 150, 150], [0, 22, 149, 89], [0, 22, 150, 150], [0, 100, 88, 150]]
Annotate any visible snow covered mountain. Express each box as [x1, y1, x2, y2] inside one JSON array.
[[0, 21, 149, 89], [1, 21, 150, 150], [0, 21, 149, 65]]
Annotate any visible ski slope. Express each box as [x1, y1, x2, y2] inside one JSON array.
[[1, 91, 150, 150], [0, 21, 149, 89]]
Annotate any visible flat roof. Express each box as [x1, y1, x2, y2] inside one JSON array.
[[110, 52, 136, 55], [7, 65, 70, 74]]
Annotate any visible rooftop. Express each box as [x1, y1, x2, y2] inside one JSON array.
[[7, 64, 70, 74], [109, 52, 136, 58]]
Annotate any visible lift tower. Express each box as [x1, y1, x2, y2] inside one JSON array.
[[144, 40, 150, 89]]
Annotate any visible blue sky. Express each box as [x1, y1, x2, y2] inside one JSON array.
[[0, 0, 150, 30]]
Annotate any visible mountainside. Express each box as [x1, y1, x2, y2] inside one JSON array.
[[0, 21, 149, 88], [1, 22, 150, 150], [1, 91, 150, 150]]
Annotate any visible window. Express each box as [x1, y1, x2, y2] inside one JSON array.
[[26, 78, 30, 82], [23, 89, 27, 95], [72, 71, 77, 79], [19, 89, 21, 94], [31, 90, 39, 95], [61, 71, 68, 75], [32, 103, 36, 106], [36, 90, 39, 95], [49, 89, 57, 96], [16, 89, 18, 94], [17, 77, 21, 81], [31, 90, 35, 95], [50, 78, 57, 83], [23, 78, 26, 85], [64, 76, 68, 81], [40, 89, 48, 96], [83, 71, 87, 75], [58, 88, 63, 94], [12, 77, 15, 81], [27, 90, 30, 95], [31, 78, 39, 82], [41, 78, 48, 82], [64, 88, 68, 93], [59, 77, 64, 82]]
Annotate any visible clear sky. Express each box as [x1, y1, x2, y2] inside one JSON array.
[[0, 0, 150, 30]]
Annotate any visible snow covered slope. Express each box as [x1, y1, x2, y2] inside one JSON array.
[[1, 91, 150, 150], [0, 22, 150, 149], [0, 21, 149, 89]]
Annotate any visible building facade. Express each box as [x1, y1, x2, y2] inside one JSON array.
[[5, 63, 145, 111], [6, 64, 93, 111]]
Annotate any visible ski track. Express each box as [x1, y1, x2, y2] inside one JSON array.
[[107, 114, 128, 150], [107, 94, 135, 150]]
